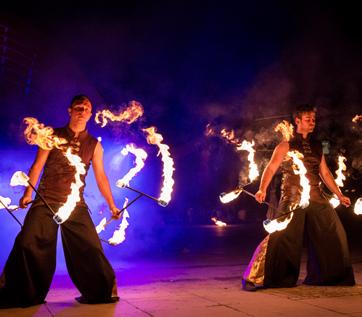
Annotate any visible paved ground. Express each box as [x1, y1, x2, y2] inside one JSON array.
[[1, 224, 362, 316]]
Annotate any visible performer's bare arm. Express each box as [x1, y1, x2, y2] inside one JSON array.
[[319, 154, 351, 207], [92, 142, 121, 218], [19, 148, 50, 208], [255, 141, 289, 203]]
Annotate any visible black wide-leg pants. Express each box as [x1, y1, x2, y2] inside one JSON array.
[[264, 201, 355, 287], [0, 205, 116, 307]]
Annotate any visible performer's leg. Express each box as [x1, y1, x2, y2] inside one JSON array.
[[243, 207, 306, 289], [61, 207, 117, 303], [0, 205, 58, 307], [304, 202, 355, 285]]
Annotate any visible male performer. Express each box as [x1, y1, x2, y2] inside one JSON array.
[[0, 95, 120, 307], [242, 104, 355, 290]]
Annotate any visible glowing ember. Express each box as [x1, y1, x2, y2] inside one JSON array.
[[0, 196, 18, 210], [354, 198, 362, 215], [263, 212, 294, 233], [143, 127, 175, 204], [116, 144, 148, 188], [95, 217, 107, 234], [219, 189, 242, 204], [237, 140, 259, 182], [275, 120, 294, 141], [352, 115, 362, 123], [95, 100, 144, 128], [24, 117, 68, 150], [108, 198, 130, 245], [329, 155, 347, 208], [10, 171, 30, 187], [287, 150, 310, 208], [53, 148, 87, 224], [220, 128, 239, 144], [211, 217, 227, 227], [205, 123, 215, 136]]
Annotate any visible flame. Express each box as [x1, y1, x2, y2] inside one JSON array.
[[116, 144, 148, 188], [275, 120, 294, 141], [95, 217, 107, 234], [95, 101, 144, 128], [23, 117, 68, 150], [287, 150, 310, 209], [237, 140, 259, 182], [220, 128, 239, 144], [211, 217, 227, 227], [329, 155, 347, 208], [108, 198, 130, 245], [0, 196, 18, 210], [263, 212, 294, 233], [53, 148, 87, 224], [205, 123, 216, 136], [352, 115, 362, 123], [219, 189, 242, 204], [10, 171, 30, 187], [354, 198, 362, 215], [143, 127, 175, 204], [334, 155, 347, 187]]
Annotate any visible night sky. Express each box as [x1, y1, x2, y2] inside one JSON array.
[[0, 1, 361, 261]]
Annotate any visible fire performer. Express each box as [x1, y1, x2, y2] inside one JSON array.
[[0, 95, 121, 307], [242, 104, 355, 291]]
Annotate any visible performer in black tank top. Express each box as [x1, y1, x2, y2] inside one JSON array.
[[0, 95, 121, 308], [242, 104, 355, 291]]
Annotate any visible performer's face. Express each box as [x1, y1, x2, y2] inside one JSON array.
[[295, 111, 316, 134], [68, 100, 92, 124]]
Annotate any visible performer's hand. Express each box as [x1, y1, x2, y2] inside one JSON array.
[[255, 190, 266, 203], [19, 195, 32, 209], [110, 206, 122, 219], [338, 195, 351, 207]]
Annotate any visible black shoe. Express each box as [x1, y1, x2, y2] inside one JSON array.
[[242, 279, 259, 292], [75, 295, 120, 304]]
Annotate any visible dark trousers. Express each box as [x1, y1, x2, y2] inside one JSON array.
[[264, 201, 355, 287], [0, 205, 116, 307]]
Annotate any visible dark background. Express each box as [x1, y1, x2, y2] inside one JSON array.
[[0, 1, 361, 264]]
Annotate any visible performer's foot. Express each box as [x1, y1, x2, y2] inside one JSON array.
[[241, 279, 263, 292], [75, 295, 120, 304]]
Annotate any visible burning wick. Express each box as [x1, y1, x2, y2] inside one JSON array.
[[329, 155, 347, 208], [263, 212, 294, 233], [354, 198, 362, 215], [211, 217, 227, 227], [352, 115, 362, 123]]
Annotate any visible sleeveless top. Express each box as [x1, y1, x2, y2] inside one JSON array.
[[280, 132, 326, 206], [34, 126, 98, 208]]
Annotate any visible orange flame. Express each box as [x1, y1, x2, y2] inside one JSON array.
[[95, 101, 144, 128], [287, 150, 310, 208], [263, 212, 294, 233], [329, 155, 347, 208], [0, 196, 18, 210], [108, 198, 130, 245], [275, 120, 294, 141], [352, 115, 362, 123], [354, 198, 362, 215], [24, 117, 68, 150], [116, 144, 148, 188], [95, 217, 107, 234], [237, 140, 259, 182], [211, 217, 227, 227], [220, 128, 239, 144], [219, 189, 242, 204], [143, 127, 175, 204], [53, 148, 87, 224]]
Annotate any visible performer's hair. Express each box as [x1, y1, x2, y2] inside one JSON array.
[[70, 94, 91, 108], [293, 104, 317, 119]]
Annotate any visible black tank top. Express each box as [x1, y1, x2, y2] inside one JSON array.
[[35, 126, 98, 208], [280, 132, 326, 204]]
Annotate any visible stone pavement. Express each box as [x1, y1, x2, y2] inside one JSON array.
[[1, 257, 361, 317]]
